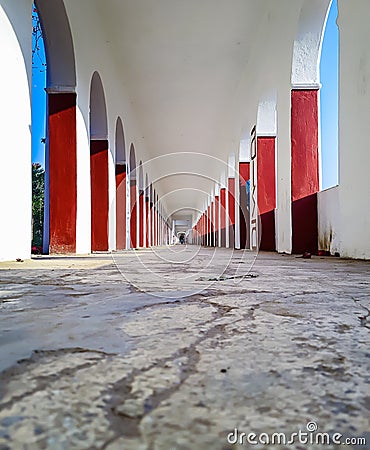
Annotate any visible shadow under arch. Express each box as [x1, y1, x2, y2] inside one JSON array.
[[115, 117, 126, 250], [34, 0, 77, 254], [291, 0, 332, 255], [90, 71, 109, 251]]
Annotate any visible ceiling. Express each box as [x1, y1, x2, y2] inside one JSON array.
[[93, 1, 276, 220]]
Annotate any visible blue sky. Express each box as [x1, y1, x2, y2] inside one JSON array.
[[31, 9, 46, 167], [320, 0, 339, 189], [31, 1, 339, 189]]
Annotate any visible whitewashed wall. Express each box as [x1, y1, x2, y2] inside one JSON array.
[[337, 0, 370, 259], [318, 186, 340, 254], [0, 1, 32, 262]]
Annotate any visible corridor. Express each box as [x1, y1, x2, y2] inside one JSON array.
[[0, 248, 369, 449]]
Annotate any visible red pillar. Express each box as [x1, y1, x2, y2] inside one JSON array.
[[130, 180, 137, 248], [239, 162, 250, 249], [145, 196, 150, 247], [206, 206, 210, 246], [215, 195, 220, 247], [203, 211, 207, 246], [139, 193, 144, 247], [291, 89, 319, 254], [210, 201, 215, 246], [150, 202, 154, 246], [257, 137, 276, 251], [220, 188, 226, 247], [116, 164, 126, 250], [48, 92, 77, 254], [90, 139, 109, 251], [228, 178, 236, 248], [153, 207, 157, 246]]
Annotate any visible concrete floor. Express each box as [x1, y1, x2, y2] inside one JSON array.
[[0, 246, 369, 450]]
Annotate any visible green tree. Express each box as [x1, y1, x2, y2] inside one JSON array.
[[32, 163, 44, 249]]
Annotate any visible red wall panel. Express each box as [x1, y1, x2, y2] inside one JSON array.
[[239, 162, 250, 187], [130, 181, 137, 248], [48, 93, 77, 254], [257, 137, 276, 215], [115, 165, 126, 250], [90, 140, 109, 251], [291, 90, 319, 202], [139, 193, 144, 247], [257, 137, 276, 251], [291, 89, 319, 254]]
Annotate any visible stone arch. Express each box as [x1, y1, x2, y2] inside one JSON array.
[[115, 117, 126, 250], [129, 144, 137, 180], [291, 0, 332, 88], [90, 72, 108, 140], [115, 117, 126, 164], [90, 71, 109, 251], [35, 0, 76, 90]]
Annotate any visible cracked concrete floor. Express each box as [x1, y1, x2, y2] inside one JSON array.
[[0, 246, 369, 450]]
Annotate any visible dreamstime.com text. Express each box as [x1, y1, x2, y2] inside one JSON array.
[[227, 422, 366, 446]]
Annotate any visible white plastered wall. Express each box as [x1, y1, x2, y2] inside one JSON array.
[[337, 1, 370, 259], [318, 186, 340, 254], [0, 1, 32, 261]]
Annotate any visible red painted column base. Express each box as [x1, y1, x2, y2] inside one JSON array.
[[90, 140, 109, 252], [116, 164, 126, 250], [291, 89, 319, 254], [130, 182, 137, 248], [257, 137, 276, 252], [48, 92, 77, 254]]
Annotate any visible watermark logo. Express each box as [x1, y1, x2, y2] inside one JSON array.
[[227, 422, 366, 446]]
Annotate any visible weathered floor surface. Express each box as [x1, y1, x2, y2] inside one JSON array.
[[0, 246, 369, 450]]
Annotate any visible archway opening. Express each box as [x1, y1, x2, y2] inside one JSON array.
[[34, 0, 77, 255], [31, 4, 46, 254], [320, 0, 339, 190], [129, 144, 137, 248], [90, 71, 109, 251], [115, 117, 126, 250]]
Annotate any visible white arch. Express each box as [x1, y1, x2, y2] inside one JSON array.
[[90, 71, 108, 140], [115, 117, 126, 164], [291, 0, 332, 87], [35, 0, 76, 90]]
